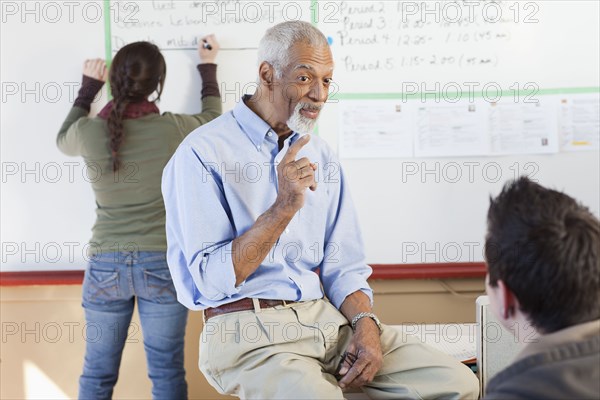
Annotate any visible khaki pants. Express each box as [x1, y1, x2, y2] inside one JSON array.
[[200, 299, 479, 399]]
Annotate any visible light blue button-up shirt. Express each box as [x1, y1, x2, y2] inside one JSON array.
[[162, 97, 372, 310]]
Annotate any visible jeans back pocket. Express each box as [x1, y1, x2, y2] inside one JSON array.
[[143, 268, 178, 304], [83, 267, 120, 304]]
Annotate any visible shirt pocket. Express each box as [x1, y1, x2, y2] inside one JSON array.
[[296, 189, 328, 234]]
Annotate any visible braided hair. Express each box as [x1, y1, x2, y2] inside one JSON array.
[[107, 42, 166, 171]]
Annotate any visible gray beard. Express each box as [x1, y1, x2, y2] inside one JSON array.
[[287, 103, 319, 134]]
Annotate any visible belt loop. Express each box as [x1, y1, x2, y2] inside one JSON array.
[[252, 298, 262, 313]]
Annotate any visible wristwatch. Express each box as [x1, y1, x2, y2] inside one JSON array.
[[351, 312, 383, 334]]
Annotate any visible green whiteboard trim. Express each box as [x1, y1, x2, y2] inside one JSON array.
[[311, 0, 318, 25], [329, 87, 600, 101], [103, 0, 113, 99]]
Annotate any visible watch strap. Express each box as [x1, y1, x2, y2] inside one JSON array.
[[351, 312, 382, 334]]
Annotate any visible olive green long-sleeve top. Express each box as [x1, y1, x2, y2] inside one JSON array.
[[57, 65, 221, 255]]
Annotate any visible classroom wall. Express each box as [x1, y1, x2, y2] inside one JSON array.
[[2, 3, 597, 396], [2, 1, 598, 272], [0, 278, 484, 399]]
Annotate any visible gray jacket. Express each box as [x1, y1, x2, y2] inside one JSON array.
[[484, 320, 600, 400]]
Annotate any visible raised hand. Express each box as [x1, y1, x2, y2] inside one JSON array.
[[82, 59, 107, 82], [275, 135, 317, 214], [198, 34, 219, 64]]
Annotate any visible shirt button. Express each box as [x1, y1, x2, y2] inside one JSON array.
[[257, 146, 261, 151], [267, 132, 273, 137], [285, 228, 290, 234]]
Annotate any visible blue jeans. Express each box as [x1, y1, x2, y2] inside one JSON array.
[[78, 251, 188, 400]]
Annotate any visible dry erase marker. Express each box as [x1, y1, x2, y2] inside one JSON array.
[[202, 40, 212, 50]]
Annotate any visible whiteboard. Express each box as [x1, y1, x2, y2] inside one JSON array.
[[318, 1, 599, 91], [1, 1, 598, 271]]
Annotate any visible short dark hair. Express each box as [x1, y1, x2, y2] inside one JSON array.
[[485, 176, 600, 333]]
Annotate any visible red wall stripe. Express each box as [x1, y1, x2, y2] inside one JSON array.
[[0, 263, 486, 286]]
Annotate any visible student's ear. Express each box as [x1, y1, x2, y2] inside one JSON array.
[[259, 62, 275, 88], [496, 280, 519, 320]]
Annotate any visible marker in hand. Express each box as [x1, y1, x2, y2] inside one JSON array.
[[198, 35, 217, 64]]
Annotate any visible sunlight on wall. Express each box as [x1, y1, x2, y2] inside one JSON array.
[[24, 360, 70, 400]]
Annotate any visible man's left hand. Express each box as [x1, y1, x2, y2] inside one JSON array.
[[337, 318, 383, 389]]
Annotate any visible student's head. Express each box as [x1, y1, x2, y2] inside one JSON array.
[[485, 176, 600, 334], [255, 21, 333, 134], [107, 42, 166, 170]]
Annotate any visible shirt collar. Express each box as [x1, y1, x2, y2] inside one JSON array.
[[233, 95, 275, 149], [515, 319, 600, 361], [233, 95, 305, 150]]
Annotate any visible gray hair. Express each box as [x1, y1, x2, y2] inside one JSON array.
[[258, 21, 329, 78]]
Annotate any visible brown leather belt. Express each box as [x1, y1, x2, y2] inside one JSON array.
[[204, 298, 296, 321]]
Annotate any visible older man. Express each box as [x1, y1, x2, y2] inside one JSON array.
[[162, 21, 478, 399]]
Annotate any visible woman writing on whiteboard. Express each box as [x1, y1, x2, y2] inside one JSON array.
[[57, 36, 221, 400]]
